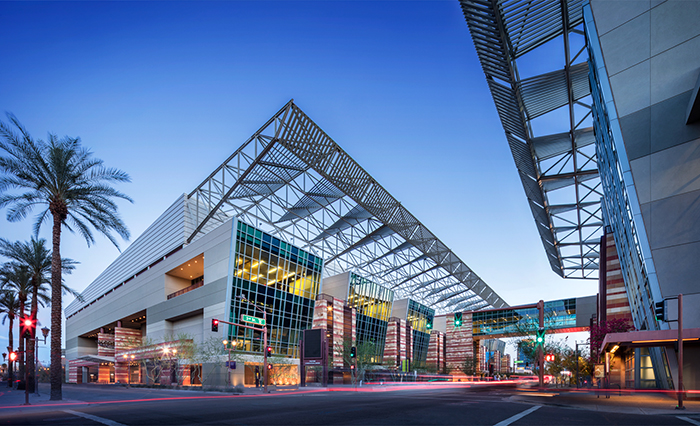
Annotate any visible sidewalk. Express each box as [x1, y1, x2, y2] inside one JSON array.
[[510, 388, 700, 416]]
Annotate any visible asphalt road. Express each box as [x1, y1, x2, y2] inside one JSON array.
[[1, 386, 698, 426]]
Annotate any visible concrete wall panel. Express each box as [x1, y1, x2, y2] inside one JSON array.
[[650, 137, 700, 201], [620, 107, 651, 161], [630, 156, 651, 205], [650, 36, 700, 104], [600, 12, 650, 76], [651, 91, 700, 154], [649, 189, 700, 249], [590, 0, 650, 37], [651, 1, 700, 56], [652, 240, 700, 306], [610, 60, 651, 117]]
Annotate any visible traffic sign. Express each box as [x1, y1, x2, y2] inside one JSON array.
[[241, 314, 266, 326]]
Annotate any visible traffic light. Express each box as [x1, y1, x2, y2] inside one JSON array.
[[454, 312, 462, 328], [655, 301, 666, 321], [545, 354, 555, 362], [535, 328, 545, 347], [9, 352, 17, 362], [20, 316, 36, 339], [350, 346, 356, 359], [211, 319, 219, 332], [267, 362, 272, 370], [266, 346, 272, 357], [426, 320, 433, 331]]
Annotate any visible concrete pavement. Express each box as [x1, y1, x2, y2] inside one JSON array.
[[2, 382, 700, 420], [510, 387, 700, 417]]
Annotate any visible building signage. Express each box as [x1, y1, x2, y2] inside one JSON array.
[[594, 364, 605, 378], [241, 314, 265, 326], [304, 359, 321, 366]]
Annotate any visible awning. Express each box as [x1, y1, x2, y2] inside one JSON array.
[[75, 354, 115, 364], [602, 328, 700, 352]]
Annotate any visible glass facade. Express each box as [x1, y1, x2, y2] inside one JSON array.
[[226, 220, 323, 357], [347, 273, 393, 362], [407, 300, 434, 365], [472, 299, 576, 337]]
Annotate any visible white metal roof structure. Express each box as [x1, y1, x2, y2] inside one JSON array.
[[460, 0, 603, 279], [68, 101, 508, 317]]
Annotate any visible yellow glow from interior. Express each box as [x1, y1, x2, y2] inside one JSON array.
[[630, 338, 699, 344]]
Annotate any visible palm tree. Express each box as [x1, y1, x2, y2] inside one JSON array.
[[0, 237, 78, 392], [0, 114, 131, 400], [0, 263, 32, 379], [0, 289, 19, 385]]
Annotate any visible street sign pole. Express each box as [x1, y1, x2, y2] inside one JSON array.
[[263, 309, 268, 394]]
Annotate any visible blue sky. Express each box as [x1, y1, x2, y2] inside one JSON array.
[[0, 1, 594, 363]]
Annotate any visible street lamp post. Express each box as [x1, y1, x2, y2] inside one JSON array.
[[237, 295, 268, 394], [162, 347, 177, 386], [6, 346, 13, 388], [575, 340, 590, 388], [123, 354, 136, 387], [34, 327, 50, 396], [222, 340, 237, 387]]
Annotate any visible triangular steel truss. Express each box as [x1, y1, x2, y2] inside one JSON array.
[[461, 0, 603, 279], [185, 100, 508, 313]]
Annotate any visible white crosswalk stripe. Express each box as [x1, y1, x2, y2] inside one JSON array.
[[493, 405, 541, 426], [63, 409, 127, 426]]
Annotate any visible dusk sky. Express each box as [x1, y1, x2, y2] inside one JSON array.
[[0, 1, 593, 362]]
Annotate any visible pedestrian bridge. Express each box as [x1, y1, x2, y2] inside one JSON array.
[[470, 295, 596, 339]]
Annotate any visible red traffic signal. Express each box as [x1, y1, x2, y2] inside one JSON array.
[[211, 319, 219, 332], [9, 352, 17, 361], [266, 346, 272, 357], [267, 363, 272, 370], [545, 354, 555, 362], [20, 316, 36, 338]]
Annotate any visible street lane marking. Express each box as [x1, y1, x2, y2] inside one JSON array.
[[678, 417, 700, 426], [493, 405, 541, 426], [63, 409, 126, 426]]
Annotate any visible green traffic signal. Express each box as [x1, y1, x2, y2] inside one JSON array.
[[536, 328, 545, 346], [454, 312, 463, 328]]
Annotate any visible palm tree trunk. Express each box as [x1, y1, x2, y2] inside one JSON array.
[[50, 213, 63, 400]]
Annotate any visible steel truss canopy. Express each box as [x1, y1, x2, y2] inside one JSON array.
[[461, 0, 603, 279], [186, 100, 508, 313]]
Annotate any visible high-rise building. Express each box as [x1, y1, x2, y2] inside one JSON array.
[[584, 0, 700, 390], [461, 0, 700, 390]]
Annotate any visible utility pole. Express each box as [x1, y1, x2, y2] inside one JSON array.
[[678, 294, 684, 410], [538, 300, 544, 389]]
